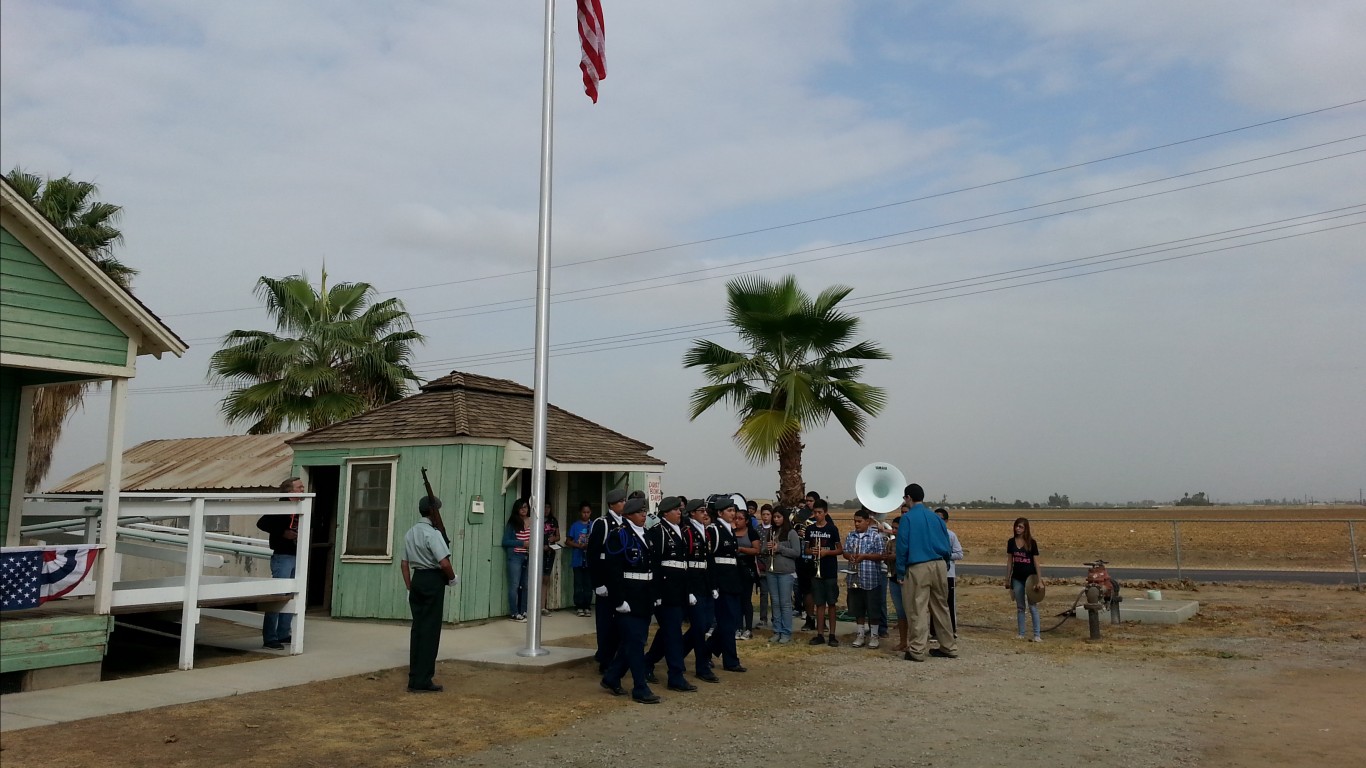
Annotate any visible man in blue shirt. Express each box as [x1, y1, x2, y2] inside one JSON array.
[[894, 483, 958, 662]]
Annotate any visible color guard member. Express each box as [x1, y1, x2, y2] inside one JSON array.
[[588, 488, 628, 672], [644, 496, 696, 692], [600, 497, 661, 704], [706, 497, 748, 673]]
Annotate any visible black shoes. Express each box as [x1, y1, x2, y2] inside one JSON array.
[[808, 634, 826, 646], [263, 642, 284, 650], [645, 669, 658, 684], [827, 636, 840, 648], [904, 652, 926, 662], [723, 665, 747, 673], [667, 682, 698, 692], [929, 648, 958, 659], [633, 692, 661, 704], [407, 684, 443, 693], [600, 680, 626, 696], [696, 671, 721, 683]]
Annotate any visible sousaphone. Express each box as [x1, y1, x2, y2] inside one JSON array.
[[854, 461, 906, 532]]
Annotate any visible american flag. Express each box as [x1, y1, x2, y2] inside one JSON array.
[[577, 0, 606, 103], [0, 546, 101, 611]]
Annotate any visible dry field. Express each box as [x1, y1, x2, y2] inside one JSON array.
[[829, 505, 1365, 571]]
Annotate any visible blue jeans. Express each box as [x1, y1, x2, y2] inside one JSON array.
[[756, 574, 771, 622], [888, 576, 905, 622], [1012, 578, 1041, 636], [766, 571, 794, 639], [262, 553, 296, 645], [506, 551, 528, 616]]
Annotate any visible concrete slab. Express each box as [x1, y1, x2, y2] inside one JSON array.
[[1119, 598, 1199, 624], [452, 645, 595, 673]]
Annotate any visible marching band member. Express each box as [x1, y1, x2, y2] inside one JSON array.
[[600, 497, 661, 704]]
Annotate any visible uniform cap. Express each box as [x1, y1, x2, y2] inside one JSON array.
[[606, 489, 628, 505], [624, 497, 648, 516], [658, 496, 683, 514], [684, 498, 708, 515]]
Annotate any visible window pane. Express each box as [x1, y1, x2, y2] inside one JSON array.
[[345, 463, 393, 556]]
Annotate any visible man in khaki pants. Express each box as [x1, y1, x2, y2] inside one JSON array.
[[894, 483, 957, 662]]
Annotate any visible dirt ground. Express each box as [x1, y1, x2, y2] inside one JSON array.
[[1, 579, 1362, 768]]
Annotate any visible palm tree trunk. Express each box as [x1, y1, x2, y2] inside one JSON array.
[[25, 383, 87, 492], [776, 431, 805, 507]]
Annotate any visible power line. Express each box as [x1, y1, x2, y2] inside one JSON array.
[[173, 137, 1366, 343], [124, 213, 1361, 394], [161, 98, 1366, 319]]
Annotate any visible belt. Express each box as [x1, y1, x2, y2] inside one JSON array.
[[623, 572, 652, 581], [661, 559, 688, 569], [713, 556, 737, 565], [688, 561, 708, 569]]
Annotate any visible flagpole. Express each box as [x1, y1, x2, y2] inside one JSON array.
[[520, 0, 557, 658]]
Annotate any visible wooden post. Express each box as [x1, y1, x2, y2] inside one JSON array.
[[179, 496, 206, 670], [5, 385, 35, 546], [95, 377, 128, 615]]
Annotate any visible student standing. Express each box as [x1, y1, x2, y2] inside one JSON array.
[[762, 508, 802, 643], [564, 502, 594, 616], [1006, 517, 1044, 642], [842, 508, 887, 649], [501, 498, 532, 621], [804, 500, 843, 647]]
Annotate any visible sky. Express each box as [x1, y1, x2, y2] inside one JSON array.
[[2, 0, 1363, 505]]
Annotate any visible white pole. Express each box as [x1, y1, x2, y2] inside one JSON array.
[[520, 0, 557, 658], [95, 377, 129, 614]]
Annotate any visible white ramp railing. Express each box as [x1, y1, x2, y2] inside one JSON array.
[[20, 492, 312, 669]]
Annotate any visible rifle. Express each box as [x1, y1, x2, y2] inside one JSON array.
[[420, 466, 451, 545]]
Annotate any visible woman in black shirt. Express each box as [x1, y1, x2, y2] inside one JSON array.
[[1005, 517, 1044, 642]]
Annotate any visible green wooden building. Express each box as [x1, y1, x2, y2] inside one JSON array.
[[0, 176, 186, 688], [287, 371, 665, 624]]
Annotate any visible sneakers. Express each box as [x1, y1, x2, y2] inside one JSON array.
[[868, 633, 880, 649], [827, 635, 839, 648], [755, 620, 767, 630], [1015, 633, 1026, 640], [541, 608, 551, 616], [809, 634, 826, 646], [800, 617, 816, 632], [776, 635, 792, 644], [1031, 635, 1043, 643], [734, 629, 743, 640], [513, 613, 528, 623], [851, 632, 866, 648], [742, 629, 752, 640]]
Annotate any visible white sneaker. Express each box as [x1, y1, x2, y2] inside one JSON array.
[[1031, 635, 1043, 643], [868, 633, 880, 649], [1015, 633, 1026, 640], [851, 632, 866, 648]]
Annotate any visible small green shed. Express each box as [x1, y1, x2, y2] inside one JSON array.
[[287, 371, 665, 624]]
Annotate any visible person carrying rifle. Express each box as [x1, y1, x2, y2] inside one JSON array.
[[401, 495, 459, 692]]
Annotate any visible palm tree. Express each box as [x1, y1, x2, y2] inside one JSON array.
[[5, 168, 138, 492], [208, 270, 425, 433], [683, 275, 890, 507]]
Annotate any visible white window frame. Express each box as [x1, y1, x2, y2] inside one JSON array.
[[339, 455, 399, 562]]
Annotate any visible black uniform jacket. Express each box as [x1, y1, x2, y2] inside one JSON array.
[[648, 521, 692, 607], [604, 523, 656, 618], [683, 520, 714, 596], [586, 512, 623, 590], [710, 522, 749, 595]]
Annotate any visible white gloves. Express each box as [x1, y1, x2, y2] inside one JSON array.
[[595, 585, 608, 597], [688, 593, 697, 606], [447, 575, 460, 587], [654, 598, 662, 607], [711, 589, 719, 599], [615, 602, 631, 613]]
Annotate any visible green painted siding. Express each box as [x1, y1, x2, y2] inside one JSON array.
[[0, 227, 128, 367], [0, 368, 17, 535], [294, 443, 512, 624], [0, 614, 113, 673]]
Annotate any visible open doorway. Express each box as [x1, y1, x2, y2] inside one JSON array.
[[303, 465, 340, 611]]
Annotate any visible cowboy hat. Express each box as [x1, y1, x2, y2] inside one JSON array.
[[1025, 574, 1046, 604]]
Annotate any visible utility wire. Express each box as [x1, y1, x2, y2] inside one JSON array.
[[126, 214, 1360, 394], [175, 139, 1366, 343], [161, 99, 1366, 319]]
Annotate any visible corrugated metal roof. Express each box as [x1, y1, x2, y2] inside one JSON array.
[[48, 433, 303, 493], [290, 371, 665, 467]]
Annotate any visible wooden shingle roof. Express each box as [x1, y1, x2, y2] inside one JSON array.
[[289, 371, 664, 467]]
